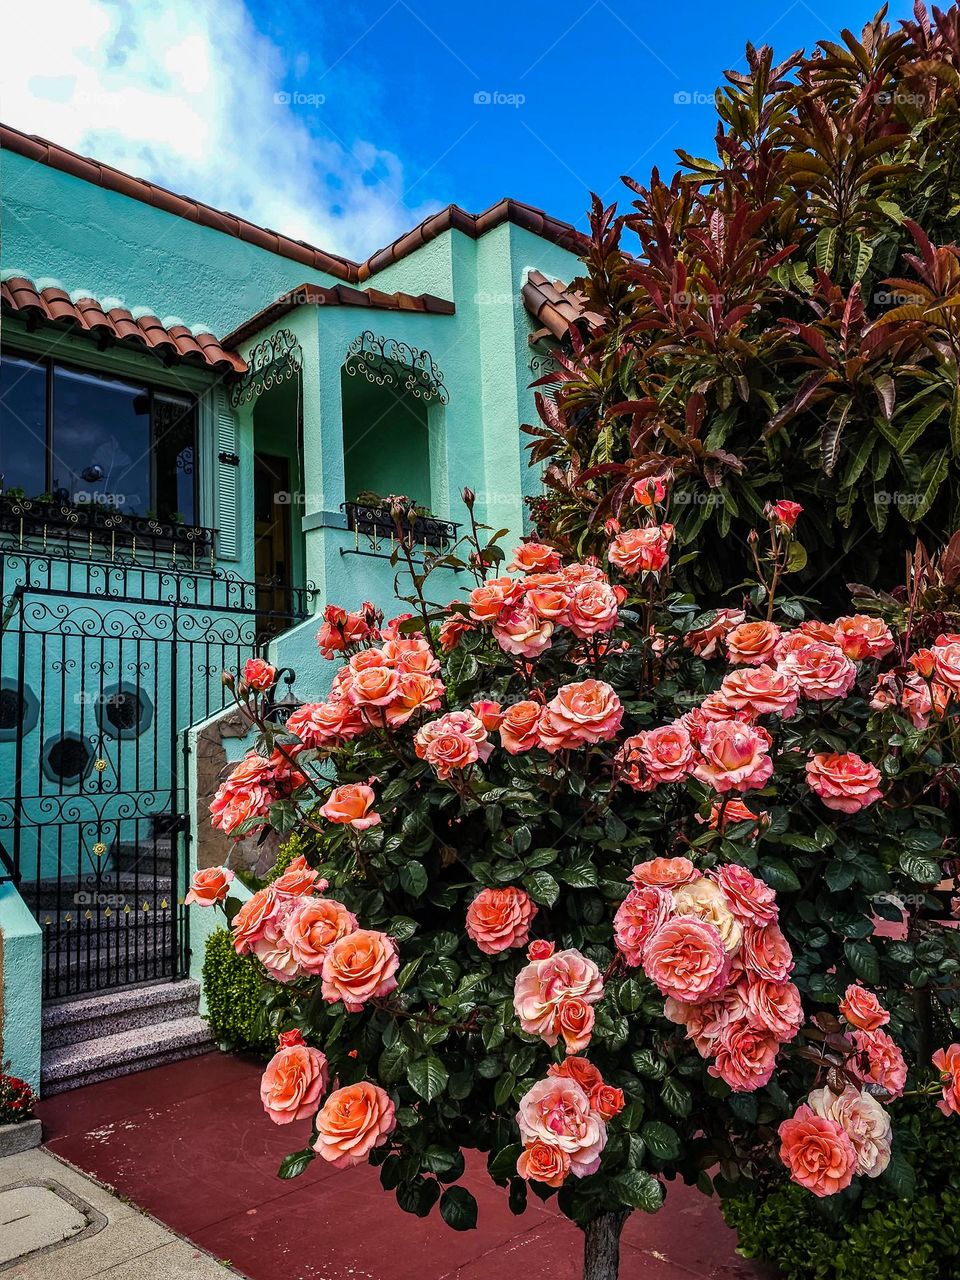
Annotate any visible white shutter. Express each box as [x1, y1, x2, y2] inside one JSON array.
[[215, 390, 240, 560]]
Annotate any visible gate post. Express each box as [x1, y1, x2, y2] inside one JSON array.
[[0, 880, 42, 1091]]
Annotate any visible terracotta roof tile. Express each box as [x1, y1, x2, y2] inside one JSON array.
[[1, 275, 246, 373], [521, 269, 602, 342], [1, 123, 588, 284], [223, 282, 455, 349]]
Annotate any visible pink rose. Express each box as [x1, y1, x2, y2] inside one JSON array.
[[932, 1043, 960, 1116], [321, 929, 400, 1011], [778, 1105, 857, 1197], [712, 864, 778, 926], [493, 602, 555, 658], [616, 723, 694, 790], [538, 680, 623, 752], [565, 581, 620, 638], [684, 608, 746, 659], [807, 1085, 892, 1177], [527, 939, 556, 960], [319, 783, 381, 829], [185, 865, 234, 906], [242, 657, 277, 692], [614, 886, 674, 966], [285, 897, 358, 974], [933, 641, 960, 693], [643, 918, 731, 1003], [232, 887, 279, 954], [260, 1041, 329, 1125], [693, 720, 773, 793], [740, 922, 793, 982], [719, 665, 798, 718], [499, 701, 544, 754], [465, 887, 538, 955], [313, 1082, 396, 1168], [850, 1027, 907, 1098], [832, 615, 895, 661], [252, 914, 300, 983], [742, 975, 803, 1041], [839, 984, 889, 1031], [725, 621, 781, 666], [285, 698, 366, 748], [630, 857, 698, 889], [709, 1020, 780, 1092], [607, 525, 673, 576], [516, 1077, 607, 1177], [778, 641, 857, 701], [766, 499, 803, 529], [806, 752, 882, 813], [513, 948, 604, 1046]]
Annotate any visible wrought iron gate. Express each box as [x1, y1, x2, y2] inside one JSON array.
[[0, 551, 310, 1000]]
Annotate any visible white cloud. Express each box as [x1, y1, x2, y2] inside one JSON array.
[[2, 0, 439, 260]]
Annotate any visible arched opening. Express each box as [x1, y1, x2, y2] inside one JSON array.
[[340, 360, 433, 513]]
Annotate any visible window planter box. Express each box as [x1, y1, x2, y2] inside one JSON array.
[[342, 501, 459, 555], [0, 1117, 41, 1157]]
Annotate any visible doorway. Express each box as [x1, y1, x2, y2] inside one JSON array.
[[253, 452, 293, 641]]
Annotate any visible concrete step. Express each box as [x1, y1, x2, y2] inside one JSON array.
[[42, 978, 201, 1050], [41, 1014, 215, 1095]]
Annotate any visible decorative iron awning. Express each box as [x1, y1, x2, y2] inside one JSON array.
[[230, 328, 303, 408], [344, 331, 449, 404]]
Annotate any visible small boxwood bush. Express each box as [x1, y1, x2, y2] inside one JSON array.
[[202, 927, 272, 1054], [722, 1105, 960, 1280]]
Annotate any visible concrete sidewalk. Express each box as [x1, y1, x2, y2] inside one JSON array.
[[0, 1145, 233, 1277]]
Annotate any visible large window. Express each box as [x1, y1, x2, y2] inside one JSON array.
[[0, 352, 197, 524]]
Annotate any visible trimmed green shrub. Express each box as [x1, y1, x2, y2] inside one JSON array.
[[202, 927, 272, 1054], [722, 1105, 960, 1280]]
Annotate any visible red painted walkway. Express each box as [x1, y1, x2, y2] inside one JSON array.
[[37, 1052, 772, 1280]]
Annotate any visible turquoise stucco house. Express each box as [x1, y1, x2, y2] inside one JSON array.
[[0, 123, 584, 1091]]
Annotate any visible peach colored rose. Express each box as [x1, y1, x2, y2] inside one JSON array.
[[525, 583, 572, 623], [548, 1056, 603, 1094], [285, 897, 358, 974], [471, 700, 504, 732], [321, 929, 400, 1011], [832, 615, 894, 661], [381, 635, 441, 675], [643, 918, 730, 1003], [517, 1076, 607, 1176], [607, 524, 673, 576], [260, 1041, 329, 1124], [617, 723, 694, 790], [672, 877, 743, 953], [805, 752, 882, 814], [684, 608, 746, 659], [719, 666, 799, 718], [932, 1043, 960, 1116], [614, 886, 674, 966], [319, 783, 381, 830], [313, 1082, 396, 1168], [528, 939, 556, 960], [493, 602, 555, 658], [509, 542, 562, 573], [902, 672, 950, 728], [709, 1020, 780, 1092], [807, 1085, 892, 1177], [272, 855, 326, 897], [466, 886, 538, 955], [516, 1141, 570, 1187], [909, 647, 937, 677], [347, 665, 401, 709], [778, 1105, 857, 1197], [421, 727, 480, 778], [740, 922, 793, 981], [242, 657, 277, 692], [630, 856, 698, 889], [589, 1083, 625, 1120], [415, 711, 491, 769], [702, 799, 767, 838], [742, 975, 803, 1041], [252, 915, 300, 983], [566, 581, 619, 638], [232, 887, 279, 954], [468, 577, 522, 622], [382, 671, 445, 727], [556, 996, 596, 1054], [499, 701, 543, 755], [513, 949, 604, 1045], [725, 621, 781, 666], [779, 641, 857, 701], [210, 752, 281, 836], [839, 984, 889, 1031], [933, 640, 960, 692], [538, 680, 623, 752], [668, 989, 747, 1058], [850, 1028, 907, 1098], [561, 562, 606, 586], [438, 612, 473, 653], [285, 698, 366, 748], [185, 865, 234, 906], [693, 721, 773, 793], [712, 864, 778, 926]]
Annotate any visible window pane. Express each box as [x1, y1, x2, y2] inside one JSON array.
[[52, 366, 150, 515], [153, 394, 197, 524], [0, 353, 47, 498]]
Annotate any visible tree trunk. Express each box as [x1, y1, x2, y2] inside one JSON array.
[[582, 1209, 630, 1280]]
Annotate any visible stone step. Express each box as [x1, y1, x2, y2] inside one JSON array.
[[40, 1014, 215, 1095], [42, 978, 202, 1050]]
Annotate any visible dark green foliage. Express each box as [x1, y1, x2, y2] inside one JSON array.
[[202, 927, 272, 1054]]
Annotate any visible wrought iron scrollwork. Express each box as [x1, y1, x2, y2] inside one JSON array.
[[230, 328, 304, 408], [342, 501, 459, 557], [344, 331, 449, 404]]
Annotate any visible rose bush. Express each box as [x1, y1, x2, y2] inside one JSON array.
[[196, 491, 960, 1279]]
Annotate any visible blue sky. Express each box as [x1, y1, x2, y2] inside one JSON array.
[[8, 0, 911, 259]]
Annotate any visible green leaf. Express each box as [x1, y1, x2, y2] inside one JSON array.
[[406, 1055, 449, 1102], [439, 1186, 478, 1231], [815, 226, 837, 272], [268, 799, 299, 834], [278, 1149, 315, 1180], [844, 939, 880, 985], [400, 861, 429, 897], [488, 1142, 523, 1181], [494, 1072, 517, 1106], [760, 860, 802, 892], [523, 870, 560, 906], [899, 851, 942, 884], [559, 860, 598, 888], [641, 1120, 681, 1162], [913, 446, 950, 521], [661, 1077, 693, 1118], [613, 1170, 665, 1213], [881, 1147, 916, 1199]]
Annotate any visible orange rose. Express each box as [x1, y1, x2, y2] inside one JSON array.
[[319, 783, 381, 830], [232, 887, 279, 954], [509, 542, 561, 573], [499, 701, 543, 754], [272, 855, 325, 897], [260, 1041, 329, 1125], [516, 1141, 570, 1187], [778, 1105, 856, 1197], [839, 984, 889, 1032], [347, 665, 400, 707], [383, 671, 444, 727], [832, 615, 894, 661], [932, 1043, 960, 1116], [321, 929, 399, 1011], [589, 1082, 625, 1119], [471, 700, 504, 732], [285, 897, 358, 974], [465, 886, 537, 954], [184, 865, 234, 906], [607, 525, 673, 576], [242, 657, 277, 692], [566, 581, 619, 638], [538, 679, 623, 752], [312, 1082, 396, 1168], [555, 996, 596, 1054], [468, 577, 522, 622], [629, 856, 698, 889], [725, 620, 781, 666], [548, 1055, 603, 1094]]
